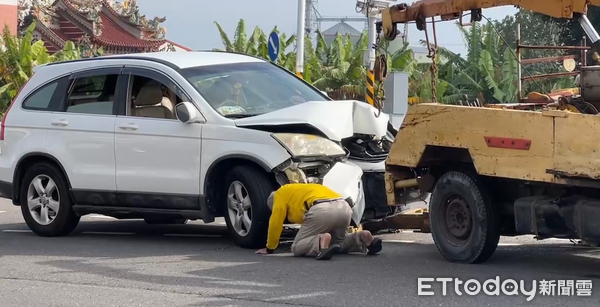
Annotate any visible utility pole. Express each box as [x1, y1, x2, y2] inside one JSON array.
[[355, 0, 395, 106], [296, 0, 306, 78]]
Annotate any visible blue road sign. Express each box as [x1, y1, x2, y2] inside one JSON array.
[[268, 31, 280, 62]]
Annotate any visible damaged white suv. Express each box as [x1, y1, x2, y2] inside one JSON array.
[[0, 51, 391, 248]]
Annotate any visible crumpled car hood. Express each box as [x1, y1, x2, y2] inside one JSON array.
[[235, 100, 390, 141]]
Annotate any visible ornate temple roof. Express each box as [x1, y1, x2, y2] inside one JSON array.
[[17, 0, 190, 55]]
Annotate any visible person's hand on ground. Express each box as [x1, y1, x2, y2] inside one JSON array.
[[255, 248, 269, 254]]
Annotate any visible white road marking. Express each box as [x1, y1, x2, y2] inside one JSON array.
[[265, 252, 294, 257], [498, 243, 521, 246], [164, 234, 222, 238], [81, 231, 135, 235], [2, 229, 32, 233], [206, 280, 280, 287], [0, 211, 6, 213], [383, 239, 416, 243], [265, 291, 335, 301]]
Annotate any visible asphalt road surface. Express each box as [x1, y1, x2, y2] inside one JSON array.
[[1, 198, 600, 307]]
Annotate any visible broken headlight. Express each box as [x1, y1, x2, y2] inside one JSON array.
[[271, 133, 345, 157]]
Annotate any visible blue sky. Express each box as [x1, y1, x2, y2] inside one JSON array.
[[135, 0, 517, 55]]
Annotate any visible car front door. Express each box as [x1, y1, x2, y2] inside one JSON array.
[[45, 67, 124, 204], [113, 66, 203, 210]]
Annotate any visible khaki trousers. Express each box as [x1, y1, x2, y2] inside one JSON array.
[[291, 199, 367, 257]]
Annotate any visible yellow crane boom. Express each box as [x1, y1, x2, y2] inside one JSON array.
[[379, 0, 600, 50]]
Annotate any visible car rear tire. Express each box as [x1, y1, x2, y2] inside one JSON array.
[[222, 165, 274, 249], [19, 162, 80, 237], [429, 171, 500, 264]]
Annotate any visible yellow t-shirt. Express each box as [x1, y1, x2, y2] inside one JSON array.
[[266, 183, 341, 250]]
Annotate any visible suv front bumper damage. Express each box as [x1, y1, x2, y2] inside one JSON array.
[[274, 158, 365, 226]]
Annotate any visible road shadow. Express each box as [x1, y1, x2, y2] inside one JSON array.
[[1, 219, 600, 305]]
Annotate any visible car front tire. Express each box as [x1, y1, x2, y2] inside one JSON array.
[[222, 165, 274, 249], [19, 162, 80, 237]]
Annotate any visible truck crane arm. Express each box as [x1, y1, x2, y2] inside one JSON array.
[[379, 0, 600, 51]]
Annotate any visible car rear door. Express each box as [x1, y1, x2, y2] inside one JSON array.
[[45, 67, 124, 204]]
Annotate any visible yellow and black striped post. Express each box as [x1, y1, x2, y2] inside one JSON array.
[[296, 71, 303, 79], [366, 70, 375, 106]]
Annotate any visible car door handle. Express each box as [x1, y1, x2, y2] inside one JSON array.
[[118, 124, 138, 131], [50, 119, 68, 126]]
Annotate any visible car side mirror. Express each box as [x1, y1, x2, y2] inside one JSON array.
[[175, 101, 203, 124]]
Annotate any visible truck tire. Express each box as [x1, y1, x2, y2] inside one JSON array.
[[19, 162, 80, 237], [222, 165, 274, 249], [429, 171, 500, 264]]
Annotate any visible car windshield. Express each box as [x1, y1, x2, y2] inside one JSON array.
[[181, 62, 329, 118]]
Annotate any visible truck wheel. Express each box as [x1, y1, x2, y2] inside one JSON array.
[[429, 171, 500, 264], [222, 165, 274, 249], [19, 162, 80, 237]]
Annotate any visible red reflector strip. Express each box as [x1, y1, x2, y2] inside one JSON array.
[[484, 137, 531, 150]]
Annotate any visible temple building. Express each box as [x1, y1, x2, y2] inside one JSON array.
[[16, 0, 190, 56]]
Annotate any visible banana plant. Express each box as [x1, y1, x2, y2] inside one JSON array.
[[311, 31, 368, 100], [213, 18, 435, 102], [0, 22, 82, 112], [214, 20, 297, 69], [419, 22, 518, 104]]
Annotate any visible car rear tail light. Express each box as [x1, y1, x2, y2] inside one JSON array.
[[1, 79, 29, 141], [0, 101, 14, 141]]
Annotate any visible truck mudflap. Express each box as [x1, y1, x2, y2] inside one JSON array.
[[361, 208, 431, 233]]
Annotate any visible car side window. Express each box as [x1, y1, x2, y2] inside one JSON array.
[[65, 74, 119, 115], [22, 77, 67, 111], [126, 74, 184, 120]]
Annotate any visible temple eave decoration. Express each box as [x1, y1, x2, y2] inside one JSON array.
[[16, 0, 188, 57]]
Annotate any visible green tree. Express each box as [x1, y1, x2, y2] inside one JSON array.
[[493, 9, 578, 94], [0, 22, 81, 112]]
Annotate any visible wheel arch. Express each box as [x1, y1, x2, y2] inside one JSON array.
[[12, 152, 72, 205], [204, 154, 277, 216], [417, 145, 477, 175]]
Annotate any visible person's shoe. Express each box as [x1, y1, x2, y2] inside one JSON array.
[[367, 238, 383, 255], [316, 244, 341, 260]]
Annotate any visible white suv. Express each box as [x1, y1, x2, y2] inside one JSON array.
[[0, 51, 391, 248]]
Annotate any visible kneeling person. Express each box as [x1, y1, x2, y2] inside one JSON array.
[[255, 183, 382, 260]]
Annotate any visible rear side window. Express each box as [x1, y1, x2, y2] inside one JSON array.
[[66, 74, 118, 115], [22, 79, 63, 111]]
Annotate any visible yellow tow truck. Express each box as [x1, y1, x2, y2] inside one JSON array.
[[373, 0, 600, 264]]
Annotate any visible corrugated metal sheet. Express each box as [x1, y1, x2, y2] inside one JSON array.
[[322, 22, 362, 36]]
